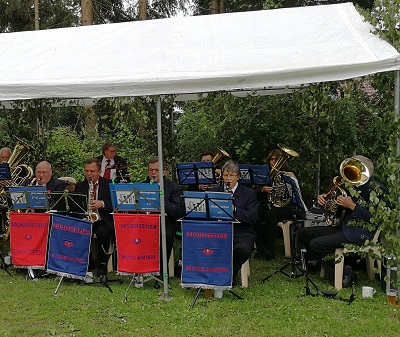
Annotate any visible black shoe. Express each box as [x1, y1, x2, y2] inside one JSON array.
[[342, 267, 357, 288]]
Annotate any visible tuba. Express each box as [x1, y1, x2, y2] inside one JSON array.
[[269, 144, 299, 208], [0, 140, 34, 208], [324, 156, 373, 226]]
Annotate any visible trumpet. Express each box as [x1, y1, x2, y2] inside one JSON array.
[[88, 178, 99, 222]]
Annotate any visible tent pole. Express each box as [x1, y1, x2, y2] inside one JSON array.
[[395, 70, 399, 156], [156, 96, 171, 301]]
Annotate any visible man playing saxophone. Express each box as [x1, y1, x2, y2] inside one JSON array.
[[298, 155, 388, 288], [75, 158, 114, 283]]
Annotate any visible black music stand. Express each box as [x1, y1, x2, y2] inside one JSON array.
[[261, 219, 305, 283], [7, 186, 49, 211], [48, 192, 87, 215]]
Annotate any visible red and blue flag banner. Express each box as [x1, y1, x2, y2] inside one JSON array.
[[181, 219, 233, 290], [47, 214, 92, 279], [114, 213, 160, 275], [10, 212, 50, 269]]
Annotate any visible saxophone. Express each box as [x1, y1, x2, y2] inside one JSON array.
[[88, 178, 99, 222]]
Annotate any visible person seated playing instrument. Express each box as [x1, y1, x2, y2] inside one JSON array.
[[96, 140, 130, 183], [24, 161, 66, 192], [187, 150, 222, 191], [298, 155, 388, 288], [210, 160, 258, 286], [75, 158, 114, 282], [144, 157, 185, 279], [255, 148, 306, 260]]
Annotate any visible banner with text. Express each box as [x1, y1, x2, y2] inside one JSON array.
[[181, 219, 233, 290], [10, 212, 50, 268], [114, 213, 160, 274], [47, 214, 91, 279]]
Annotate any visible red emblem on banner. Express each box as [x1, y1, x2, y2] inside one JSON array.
[[202, 248, 214, 255], [64, 241, 74, 248]]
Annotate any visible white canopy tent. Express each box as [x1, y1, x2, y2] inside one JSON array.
[[0, 3, 399, 299]]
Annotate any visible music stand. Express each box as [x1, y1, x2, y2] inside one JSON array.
[[0, 163, 11, 181], [110, 183, 161, 212], [7, 186, 49, 211], [176, 162, 216, 186], [183, 191, 235, 221], [48, 192, 87, 216]]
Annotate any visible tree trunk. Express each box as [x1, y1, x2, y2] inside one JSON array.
[[211, 0, 219, 14], [81, 0, 93, 26], [34, 0, 40, 30], [139, 0, 147, 21], [219, 0, 225, 13]]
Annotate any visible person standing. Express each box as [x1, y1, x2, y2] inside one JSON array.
[[97, 141, 129, 183]]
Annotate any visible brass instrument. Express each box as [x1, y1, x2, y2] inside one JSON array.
[[88, 177, 99, 222], [212, 148, 230, 166], [324, 156, 373, 226], [213, 148, 230, 186], [269, 144, 299, 208], [0, 140, 34, 206]]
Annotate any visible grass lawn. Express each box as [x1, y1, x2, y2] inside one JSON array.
[[0, 238, 399, 337]]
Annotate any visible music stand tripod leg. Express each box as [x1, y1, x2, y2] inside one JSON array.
[[0, 252, 12, 276], [189, 288, 203, 308], [124, 276, 136, 302], [54, 276, 64, 295]]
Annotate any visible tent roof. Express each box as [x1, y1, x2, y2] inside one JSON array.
[[0, 3, 399, 101]]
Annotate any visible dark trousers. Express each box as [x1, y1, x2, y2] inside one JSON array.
[[233, 234, 255, 281], [297, 225, 350, 277], [159, 220, 178, 277], [93, 220, 115, 273], [255, 206, 293, 257]]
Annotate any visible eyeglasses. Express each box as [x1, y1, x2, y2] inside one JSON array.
[[270, 157, 278, 161], [36, 171, 50, 175], [222, 173, 238, 178], [148, 168, 159, 172]]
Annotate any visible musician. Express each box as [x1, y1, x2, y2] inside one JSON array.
[[298, 155, 388, 288], [255, 148, 306, 260], [210, 160, 258, 285], [75, 158, 114, 281], [96, 141, 129, 183], [187, 150, 221, 191], [24, 161, 66, 192], [144, 157, 184, 277], [0, 147, 11, 163]]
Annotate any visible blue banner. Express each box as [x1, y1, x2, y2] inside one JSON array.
[[181, 220, 233, 289], [47, 214, 92, 279]]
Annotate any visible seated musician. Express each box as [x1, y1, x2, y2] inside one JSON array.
[[187, 150, 222, 191], [96, 141, 130, 183], [75, 158, 114, 282], [255, 148, 307, 260], [144, 157, 184, 278], [210, 160, 258, 286], [24, 161, 66, 192], [298, 155, 388, 288]]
